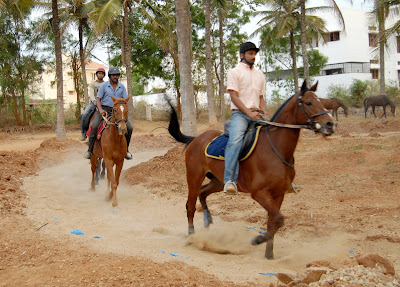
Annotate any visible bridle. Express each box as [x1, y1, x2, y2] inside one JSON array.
[[101, 101, 128, 129], [263, 90, 330, 168]]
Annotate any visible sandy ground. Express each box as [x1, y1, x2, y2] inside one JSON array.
[[1, 113, 400, 286]]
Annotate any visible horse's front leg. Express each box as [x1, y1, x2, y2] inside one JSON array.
[[104, 159, 114, 202], [112, 160, 124, 208], [372, 106, 377, 118], [380, 106, 386, 119], [251, 191, 285, 259], [100, 159, 106, 179]]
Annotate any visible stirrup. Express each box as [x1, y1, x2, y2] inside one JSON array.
[[125, 151, 132, 160], [223, 181, 238, 195]]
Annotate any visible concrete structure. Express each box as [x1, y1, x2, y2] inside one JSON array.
[[33, 54, 112, 106], [265, 8, 400, 99]]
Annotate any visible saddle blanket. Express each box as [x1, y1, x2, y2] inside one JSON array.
[[86, 116, 112, 140], [205, 125, 262, 161]]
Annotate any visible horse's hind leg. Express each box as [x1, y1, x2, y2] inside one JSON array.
[[100, 159, 106, 179], [251, 191, 285, 259], [186, 170, 207, 236], [199, 173, 224, 227], [90, 156, 97, 190], [95, 158, 101, 185]]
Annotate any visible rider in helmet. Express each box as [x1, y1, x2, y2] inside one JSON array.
[[83, 67, 133, 160], [79, 67, 106, 141]]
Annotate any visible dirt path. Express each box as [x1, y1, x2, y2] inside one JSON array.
[[1, 117, 400, 286]]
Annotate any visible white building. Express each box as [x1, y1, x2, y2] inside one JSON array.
[[266, 8, 400, 99]]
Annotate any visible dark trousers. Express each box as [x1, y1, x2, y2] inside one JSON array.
[[80, 101, 96, 134], [88, 105, 133, 153]]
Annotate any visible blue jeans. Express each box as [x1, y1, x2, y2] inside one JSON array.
[[80, 101, 96, 134], [224, 111, 254, 184]]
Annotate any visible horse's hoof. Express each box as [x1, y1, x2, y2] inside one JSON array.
[[251, 235, 266, 245], [188, 226, 195, 236], [265, 253, 274, 260], [203, 210, 213, 227]]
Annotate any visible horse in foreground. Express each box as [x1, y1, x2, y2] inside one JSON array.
[[364, 95, 396, 118], [320, 98, 348, 120], [168, 81, 335, 259], [91, 96, 131, 208]]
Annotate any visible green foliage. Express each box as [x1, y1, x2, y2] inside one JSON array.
[[349, 79, 369, 107], [308, 50, 328, 76], [326, 84, 353, 106]]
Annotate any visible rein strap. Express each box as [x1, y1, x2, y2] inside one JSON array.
[[258, 119, 310, 129]]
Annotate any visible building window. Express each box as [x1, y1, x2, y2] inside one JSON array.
[[68, 91, 74, 95], [370, 59, 379, 64], [368, 26, 377, 31], [398, 70, 400, 81], [326, 32, 340, 42], [93, 73, 96, 80], [369, 33, 378, 47], [397, 36, 400, 53], [326, 68, 343, 75], [371, 69, 379, 79]]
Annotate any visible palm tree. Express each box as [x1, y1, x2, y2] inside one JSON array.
[[52, 0, 67, 140], [175, 0, 197, 135], [91, 0, 135, 121], [370, 0, 391, 96], [252, 0, 326, 92], [205, 0, 217, 123], [299, 0, 349, 88]]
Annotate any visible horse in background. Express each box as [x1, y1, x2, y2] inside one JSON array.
[[320, 98, 348, 121], [364, 95, 396, 118], [167, 81, 335, 259], [90, 96, 131, 208]]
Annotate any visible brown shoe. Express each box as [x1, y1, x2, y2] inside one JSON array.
[[223, 181, 238, 195]]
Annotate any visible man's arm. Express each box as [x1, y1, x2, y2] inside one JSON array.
[[230, 90, 262, 120]]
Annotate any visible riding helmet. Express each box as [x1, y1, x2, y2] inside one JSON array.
[[95, 67, 106, 75], [239, 42, 260, 54], [108, 67, 121, 77]]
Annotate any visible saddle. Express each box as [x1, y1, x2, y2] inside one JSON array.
[[86, 116, 112, 140], [205, 121, 262, 161]]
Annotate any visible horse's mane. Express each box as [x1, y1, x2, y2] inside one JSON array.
[[270, 94, 296, 122]]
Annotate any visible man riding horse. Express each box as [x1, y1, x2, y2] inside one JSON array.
[[84, 67, 133, 160]]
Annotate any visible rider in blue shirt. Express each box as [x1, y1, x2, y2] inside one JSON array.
[[84, 67, 133, 160]]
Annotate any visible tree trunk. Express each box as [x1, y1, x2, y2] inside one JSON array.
[[378, 6, 385, 95], [290, 31, 299, 93], [123, 4, 135, 121], [52, 0, 66, 140], [11, 90, 22, 126], [175, 0, 197, 135], [79, 18, 89, 108], [300, 0, 310, 88], [218, 8, 225, 121], [205, 0, 217, 123]]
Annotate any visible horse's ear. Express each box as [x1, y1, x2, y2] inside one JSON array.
[[111, 96, 116, 102], [125, 96, 131, 102], [310, 81, 318, 92], [301, 80, 307, 91]]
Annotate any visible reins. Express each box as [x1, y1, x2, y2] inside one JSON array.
[[258, 89, 329, 168], [101, 101, 128, 129]]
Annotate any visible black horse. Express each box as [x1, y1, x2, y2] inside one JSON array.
[[364, 95, 396, 119]]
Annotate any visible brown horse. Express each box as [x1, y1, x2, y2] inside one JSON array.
[[168, 81, 335, 259], [320, 98, 348, 121], [90, 96, 131, 208], [364, 95, 396, 119]]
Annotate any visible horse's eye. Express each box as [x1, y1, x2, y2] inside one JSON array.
[[305, 102, 312, 106]]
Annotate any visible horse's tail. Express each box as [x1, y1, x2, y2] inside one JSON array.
[[167, 100, 195, 146], [363, 97, 369, 110]]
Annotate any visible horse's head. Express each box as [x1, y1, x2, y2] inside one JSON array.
[[343, 105, 349, 117], [111, 96, 131, 135], [297, 81, 335, 136], [390, 104, 396, 116]]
